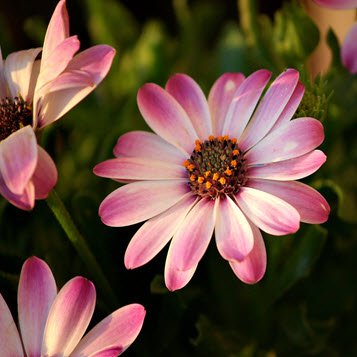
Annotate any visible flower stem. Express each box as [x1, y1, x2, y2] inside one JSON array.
[[46, 189, 117, 306]]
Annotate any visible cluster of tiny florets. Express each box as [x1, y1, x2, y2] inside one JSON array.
[[183, 135, 247, 199]]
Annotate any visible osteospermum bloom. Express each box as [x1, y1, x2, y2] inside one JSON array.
[[94, 69, 330, 291], [0, 256, 145, 356], [0, 0, 115, 210]]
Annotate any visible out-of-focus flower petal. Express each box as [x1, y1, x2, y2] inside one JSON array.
[[248, 179, 330, 224], [42, 277, 96, 356], [18, 257, 57, 357], [215, 196, 254, 261], [0, 126, 37, 195], [137, 83, 198, 154], [208, 72, 245, 135], [0, 294, 23, 356], [314, 0, 357, 9], [99, 180, 189, 227], [166, 73, 212, 140], [71, 304, 145, 356], [341, 23, 357, 74], [236, 187, 300, 235], [125, 194, 196, 269]]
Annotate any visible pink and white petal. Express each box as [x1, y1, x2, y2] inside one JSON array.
[[71, 304, 145, 356], [248, 179, 330, 224], [221, 69, 272, 139], [229, 223, 267, 284], [32, 146, 58, 199], [137, 83, 198, 154], [0, 174, 35, 210], [215, 196, 254, 261], [313, 0, 357, 9], [87, 346, 123, 357], [18, 257, 57, 357], [246, 118, 324, 165], [125, 194, 197, 269], [170, 198, 216, 271], [0, 126, 38, 195], [0, 48, 8, 98], [166, 73, 212, 140], [239, 69, 300, 152], [208, 72, 245, 136], [42, 277, 96, 357], [0, 294, 24, 356], [247, 150, 326, 181], [38, 45, 115, 128], [113, 131, 187, 163], [164, 243, 198, 291], [4, 48, 42, 101], [236, 186, 300, 236], [94, 157, 186, 181], [271, 81, 305, 131], [99, 180, 189, 227], [42, 0, 69, 63], [341, 23, 357, 74]]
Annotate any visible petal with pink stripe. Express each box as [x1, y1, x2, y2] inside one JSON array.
[[314, 0, 357, 9], [88, 346, 123, 357], [341, 23, 357, 74]]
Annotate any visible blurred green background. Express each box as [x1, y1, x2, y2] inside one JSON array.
[[0, 0, 356, 356]]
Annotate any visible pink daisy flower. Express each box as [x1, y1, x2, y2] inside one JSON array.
[[94, 69, 330, 291], [0, 0, 115, 210], [0, 256, 145, 356]]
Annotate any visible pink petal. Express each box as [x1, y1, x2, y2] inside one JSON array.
[[3, 48, 42, 101], [313, 0, 357, 9], [0, 126, 38, 195], [137, 83, 198, 154], [71, 304, 145, 356], [215, 196, 254, 261], [164, 244, 198, 291], [221, 69, 272, 139], [248, 179, 330, 224], [170, 198, 216, 271], [229, 222, 267, 284], [99, 180, 189, 227], [38, 45, 115, 128], [236, 186, 300, 236], [18, 257, 57, 357], [42, 277, 96, 356], [0, 294, 23, 356], [247, 150, 326, 181], [0, 173, 35, 210], [271, 81, 305, 130], [246, 118, 324, 165], [165, 73, 212, 140], [113, 131, 187, 163], [341, 23, 357, 74], [94, 157, 186, 181], [32, 146, 58, 199], [208, 72, 245, 135], [42, 0, 70, 63], [0, 48, 8, 98], [88, 346, 123, 357], [239, 69, 300, 151], [125, 194, 197, 269]]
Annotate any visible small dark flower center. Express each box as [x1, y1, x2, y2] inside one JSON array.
[[183, 135, 247, 199], [0, 96, 33, 141]]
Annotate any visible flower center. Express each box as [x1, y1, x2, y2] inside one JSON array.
[[0, 97, 32, 141], [183, 135, 247, 199]]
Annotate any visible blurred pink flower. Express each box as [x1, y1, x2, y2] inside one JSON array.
[[0, 256, 145, 356], [314, 0, 357, 73], [0, 0, 115, 210], [95, 70, 330, 291]]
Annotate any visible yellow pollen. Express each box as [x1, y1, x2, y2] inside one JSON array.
[[233, 149, 239, 156], [212, 173, 219, 181], [223, 135, 229, 141], [190, 174, 196, 181], [225, 168, 232, 176], [231, 160, 237, 167], [197, 176, 204, 184], [206, 181, 212, 189], [218, 136, 223, 142], [219, 177, 226, 185], [183, 160, 190, 167], [187, 164, 195, 171], [209, 135, 215, 141], [204, 171, 211, 177], [231, 138, 237, 144], [195, 139, 201, 145]]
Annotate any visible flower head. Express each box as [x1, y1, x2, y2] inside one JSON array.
[[95, 70, 330, 291], [0, 0, 115, 210], [0, 256, 145, 356]]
